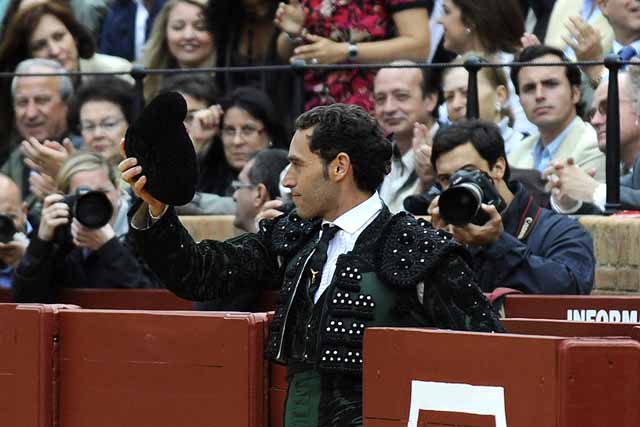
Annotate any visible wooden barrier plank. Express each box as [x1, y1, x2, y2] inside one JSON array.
[[504, 295, 640, 322], [0, 304, 72, 427], [57, 310, 267, 427], [502, 318, 640, 337], [363, 327, 640, 427]]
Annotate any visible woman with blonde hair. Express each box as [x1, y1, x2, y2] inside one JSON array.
[[142, 0, 216, 100]]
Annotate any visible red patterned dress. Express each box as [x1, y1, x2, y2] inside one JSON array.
[[302, 0, 429, 111]]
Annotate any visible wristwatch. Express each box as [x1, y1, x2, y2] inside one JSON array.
[[347, 43, 358, 60]]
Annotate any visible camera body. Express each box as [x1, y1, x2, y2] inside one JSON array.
[[54, 186, 114, 245], [439, 168, 506, 226], [0, 214, 17, 243]]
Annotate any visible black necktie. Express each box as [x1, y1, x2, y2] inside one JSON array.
[[307, 224, 341, 298]]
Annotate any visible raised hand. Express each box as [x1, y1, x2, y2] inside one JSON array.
[[274, 0, 306, 36], [21, 137, 73, 177]]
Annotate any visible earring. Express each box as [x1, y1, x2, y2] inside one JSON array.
[[268, 140, 273, 148], [465, 27, 472, 35], [495, 101, 502, 112]]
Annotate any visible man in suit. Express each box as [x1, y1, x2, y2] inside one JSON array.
[[544, 69, 640, 212], [508, 45, 606, 180]]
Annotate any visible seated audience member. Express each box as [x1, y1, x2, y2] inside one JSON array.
[[0, 174, 30, 289], [428, 120, 595, 295], [194, 148, 289, 312], [545, 69, 640, 212], [177, 86, 288, 215], [0, 2, 131, 84], [544, 0, 614, 60], [441, 54, 524, 154], [437, 0, 535, 134], [233, 148, 289, 233], [159, 74, 219, 157], [373, 62, 440, 213], [67, 77, 135, 166], [12, 152, 160, 303], [142, 0, 215, 100], [1, 59, 78, 207], [508, 45, 605, 180], [99, 0, 166, 63]]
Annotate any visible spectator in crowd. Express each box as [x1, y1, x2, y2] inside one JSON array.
[[159, 73, 219, 157], [232, 148, 289, 232], [520, 0, 557, 41], [177, 86, 287, 215], [205, 0, 295, 131], [274, 0, 430, 112], [12, 151, 160, 303], [428, 120, 595, 295], [120, 103, 503, 426], [0, 0, 110, 43], [555, 0, 640, 86], [67, 77, 135, 166], [0, 2, 131, 83], [142, 0, 215, 100], [441, 54, 524, 155], [437, 0, 535, 134], [1, 59, 77, 209], [373, 62, 441, 213], [99, 0, 166, 63], [544, 0, 614, 59], [544, 68, 640, 212], [508, 45, 605, 179], [0, 174, 29, 289]]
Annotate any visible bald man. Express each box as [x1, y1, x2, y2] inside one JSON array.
[[0, 174, 29, 288]]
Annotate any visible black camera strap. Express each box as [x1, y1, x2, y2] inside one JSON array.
[[515, 195, 542, 243]]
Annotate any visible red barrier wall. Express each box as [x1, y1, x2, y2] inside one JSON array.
[[504, 295, 640, 322], [56, 310, 268, 427], [363, 328, 640, 427]]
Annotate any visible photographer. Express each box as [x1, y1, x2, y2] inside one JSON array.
[[428, 120, 595, 295], [12, 152, 159, 303], [0, 174, 30, 289]]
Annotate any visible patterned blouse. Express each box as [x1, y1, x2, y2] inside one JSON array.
[[302, 0, 431, 111]]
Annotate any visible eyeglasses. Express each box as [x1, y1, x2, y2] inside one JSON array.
[[80, 118, 125, 134], [221, 125, 264, 139], [231, 180, 256, 191], [588, 99, 637, 120]]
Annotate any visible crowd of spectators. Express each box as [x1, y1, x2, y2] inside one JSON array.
[[0, 0, 638, 303]]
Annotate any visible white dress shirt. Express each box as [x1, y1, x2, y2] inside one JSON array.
[[134, 0, 149, 63], [313, 193, 383, 303]]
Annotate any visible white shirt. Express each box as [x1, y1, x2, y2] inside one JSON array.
[[134, 0, 149, 63], [313, 193, 383, 303]]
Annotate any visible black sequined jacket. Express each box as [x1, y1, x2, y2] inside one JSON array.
[[131, 205, 503, 375]]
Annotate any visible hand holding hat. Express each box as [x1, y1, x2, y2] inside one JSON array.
[[120, 92, 199, 208]]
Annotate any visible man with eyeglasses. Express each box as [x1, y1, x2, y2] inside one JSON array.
[[544, 69, 640, 212], [0, 174, 30, 289]]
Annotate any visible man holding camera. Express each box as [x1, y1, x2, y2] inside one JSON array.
[[428, 120, 595, 295], [12, 152, 159, 303], [0, 174, 30, 289]]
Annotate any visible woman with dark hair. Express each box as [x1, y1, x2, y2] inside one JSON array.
[[68, 77, 136, 165], [0, 2, 131, 83], [175, 86, 288, 215], [437, 0, 534, 134]]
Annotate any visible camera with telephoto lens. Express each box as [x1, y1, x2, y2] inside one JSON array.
[[54, 186, 114, 245], [0, 214, 17, 243], [439, 168, 506, 226]]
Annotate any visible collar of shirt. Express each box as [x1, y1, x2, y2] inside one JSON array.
[[581, 0, 598, 20], [533, 116, 578, 171], [313, 192, 383, 303], [613, 39, 640, 56]]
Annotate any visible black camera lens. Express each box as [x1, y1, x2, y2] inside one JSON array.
[[72, 191, 113, 228], [439, 183, 483, 227], [0, 214, 17, 243]]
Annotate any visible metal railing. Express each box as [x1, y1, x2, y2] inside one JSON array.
[[3, 57, 632, 213]]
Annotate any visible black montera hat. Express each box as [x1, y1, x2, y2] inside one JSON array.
[[124, 92, 198, 205]]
